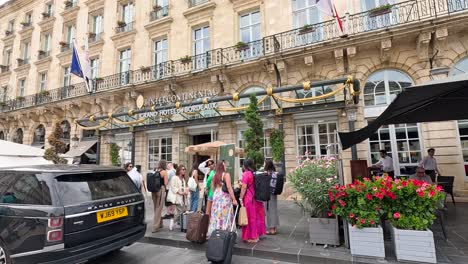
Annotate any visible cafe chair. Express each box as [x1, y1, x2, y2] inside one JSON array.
[[437, 176, 456, 206]]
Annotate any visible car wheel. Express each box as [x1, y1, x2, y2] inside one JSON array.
[[0, 241, 11, 264]]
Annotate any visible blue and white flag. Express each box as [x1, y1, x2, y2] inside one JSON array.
[[71, 40, 93, 93]]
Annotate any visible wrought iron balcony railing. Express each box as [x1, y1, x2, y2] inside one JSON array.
[[38, 50, 51, 60], [115, 21, 134, 34], [60, 43, 72, 53], [88, 33, 102, 43], [17, 58, 29, 67], [1, 0, 467, 113], [0, 65, 10, 74], [150, 6, 169, 21]]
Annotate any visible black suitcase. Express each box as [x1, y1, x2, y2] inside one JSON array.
[[206, 206, 238, 264]]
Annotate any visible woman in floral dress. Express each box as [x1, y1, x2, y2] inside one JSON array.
[[239, 159, 266, 243], [207, 161, 238, 235]]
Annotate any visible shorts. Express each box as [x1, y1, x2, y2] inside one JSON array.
[[208, 196, 213, 202]]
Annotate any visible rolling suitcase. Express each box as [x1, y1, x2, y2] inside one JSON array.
[[186, 212, 210, 243], [180, 211, 189, 233], [206, 206, 238, 264]]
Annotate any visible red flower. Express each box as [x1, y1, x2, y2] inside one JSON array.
[[328, 212, 333, 217], [328, 191, 334, 201], [334, 184, 340, 190], [356, 187, 362, 193], [375, 206, 380, 211], [417, 191, 425, 198], [349, 213, 355, 218], [370, 220, 375, 225], [364, 177, 370, 182], [429, 190, 436, 198], [331, 204, 336, 210], [360, 219, 366, 224], [436, 185, 443, 192], [393, 212, 401, 219], [338, 199, 346, 207], [365, 193, 373, 201], [401, 181, 408, 187]]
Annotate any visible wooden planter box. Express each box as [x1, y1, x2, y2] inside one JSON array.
[[391, 225, 436, 263], [308, 217, 339, 246], [348, 224, 385, 258]]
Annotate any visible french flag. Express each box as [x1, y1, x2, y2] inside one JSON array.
[[316, 0, 344, 34]]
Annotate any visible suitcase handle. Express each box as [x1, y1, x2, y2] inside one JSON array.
[[229, 205, 239, 232]]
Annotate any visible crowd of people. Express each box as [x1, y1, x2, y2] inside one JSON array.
[[124, 158, 280, 243]]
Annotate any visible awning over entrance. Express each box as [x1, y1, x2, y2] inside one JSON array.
[[339, 73, 468, 150], [64, 140, 97, 157]]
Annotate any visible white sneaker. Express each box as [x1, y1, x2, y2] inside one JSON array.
[[169, 219, 174, 231]]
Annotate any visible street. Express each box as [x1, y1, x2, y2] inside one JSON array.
[[88, 243, 292, 264]]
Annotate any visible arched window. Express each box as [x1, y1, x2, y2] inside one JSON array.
[[0, 131, 4, 140], [60, 121, 71, 142], [364, 70, 413, 106], [33, 125, 46, 145], [238, 86, 271, 111], [13, 128, 23, 144], [451, 57, 468, 75]]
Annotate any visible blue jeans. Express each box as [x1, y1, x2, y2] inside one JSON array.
[[190, 187, 199, 212]]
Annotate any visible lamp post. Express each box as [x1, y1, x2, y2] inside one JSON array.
[[71, 134, 79, 148], [347, 106, 358, 161]]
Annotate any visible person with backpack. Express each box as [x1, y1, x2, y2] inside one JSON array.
[[263, 160, 280, 235], [238, 159, 266, 243], [150, 160, 169, 233]]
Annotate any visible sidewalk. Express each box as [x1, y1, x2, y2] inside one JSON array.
[[141, 199, 468, 264]]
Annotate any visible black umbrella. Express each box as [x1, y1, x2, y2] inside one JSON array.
[[339, 73, 468, 150]]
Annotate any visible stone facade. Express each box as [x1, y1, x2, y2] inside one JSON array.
[[1, 0, 468, 195]]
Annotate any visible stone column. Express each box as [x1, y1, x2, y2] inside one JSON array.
[[100, 135, 112, 166], [134, 131, 147, 173], [172, 127, 189, 167]]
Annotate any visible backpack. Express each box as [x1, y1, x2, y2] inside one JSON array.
[[270, 171, 285, 195], [254, 172, 271, 202], [147, 170, 162, 193]]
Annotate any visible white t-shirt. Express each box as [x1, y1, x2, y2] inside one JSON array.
[[128, 168, 142, 189]]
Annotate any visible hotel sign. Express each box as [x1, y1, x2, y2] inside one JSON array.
[[145, 89, 219, 107], [138, 103, 218, 119]]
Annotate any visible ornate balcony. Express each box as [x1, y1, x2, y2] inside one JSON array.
[[150, 6, 169, 21], [1, 0, 467, 114], [189, 0, 209, 8], [115, 21, 134, 34]]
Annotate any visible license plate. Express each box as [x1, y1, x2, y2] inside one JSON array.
[[96, 207, 128, 223]]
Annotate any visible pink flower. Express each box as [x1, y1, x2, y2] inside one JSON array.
[[338, 200, 346, 207], [327, 212, 333, 217], [315, 178, 322, 183], [397, 185, 403, 189], [436, 185, 443, 191], [395, 179, 400, 184], [429, 190, 436, 198], [373, 187, 378, 191], [393, 212, 401, 219], [370, 220, 375, 225], [417, 191, 425, 198], [349, 213, 355, 218], [365, 193, 373, 201], [360, 219, 366, 224]]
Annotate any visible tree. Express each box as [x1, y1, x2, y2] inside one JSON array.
[[244, 94, 264, 169], [269, 128, 284, 163], [109, 143, 121, 166], [44, 122, 68, 164]]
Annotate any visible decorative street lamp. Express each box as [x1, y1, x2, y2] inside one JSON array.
[[429, 67, 450, 80]]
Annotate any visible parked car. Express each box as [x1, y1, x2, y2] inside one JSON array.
[[0, 165, 146, 264]]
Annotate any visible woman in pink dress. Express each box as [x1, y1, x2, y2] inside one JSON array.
[[239, 159, 266, 243]]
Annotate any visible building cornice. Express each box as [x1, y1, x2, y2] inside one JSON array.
[[183, 1, 216, 25], [110, 30, 137, 48], [38, 16, 56, 32], [229, 0, 263, 12], [144, 16, 173, 38], [85, 0, 105, 13], [57, 50, 72, 65], [18, 26, 34, 40], [60, 5, 80, 23], [14, 63, 30, 78], [89, 38, 105, 55], [2, 33, 15, 47], [34, 56, 52, 72]]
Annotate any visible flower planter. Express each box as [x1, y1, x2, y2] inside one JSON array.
[[308, 217, 339, 246], [348, 224, 385, 258], [299, 28, 315, 35], [391, 225, 436, 263], [369, 8, 392, 17]]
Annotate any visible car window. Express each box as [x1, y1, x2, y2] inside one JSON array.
[[55, 171, 138, 206], [0, 173, 52, 205]]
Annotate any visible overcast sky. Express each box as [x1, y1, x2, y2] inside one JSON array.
[[0, 0, 8, 5]]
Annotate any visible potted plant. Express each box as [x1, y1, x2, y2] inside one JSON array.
[[5, 30, 12, 36], [288, 157, 340, 246], [384, 178, 444, 263], [235, 41, 249, 51], [88, 32, 96, 37], [269, 128, 284, 172], [140, 66, 151, 72], [329, 177, 387, 258], [369, 4, 393, 17], [0, 101, 7, 107], [16, 95, 25, 101], [38, 50, 46, 56], [39, 90, 50, 96], [16, 58, 24, 64], [299, 24, 315, 35], [20, 21, 31, 27], [153, 4, 162, 11], [64, 0, 73, 8], [117, 21, 127, 27], [94, 77, 104, 81], [59, 41, 68, 46], [180, 55, 192, 64], [41, 12, 50, 18]]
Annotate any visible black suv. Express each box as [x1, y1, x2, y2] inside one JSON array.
[[0, 165, 146, 264]]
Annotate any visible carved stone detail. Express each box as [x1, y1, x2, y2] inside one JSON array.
[[417, 32, 431, 61]]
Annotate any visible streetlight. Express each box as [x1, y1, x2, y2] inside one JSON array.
[[71, 134, 79, 148]]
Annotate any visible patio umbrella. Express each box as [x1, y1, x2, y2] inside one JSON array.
[[339, 73, 468, 150], [184, 141, 244, 157]]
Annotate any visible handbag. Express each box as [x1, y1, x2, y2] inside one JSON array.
[[188, 176, 198, 192], [221, 173, 231, 193], [238, 206, 248, 226]]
